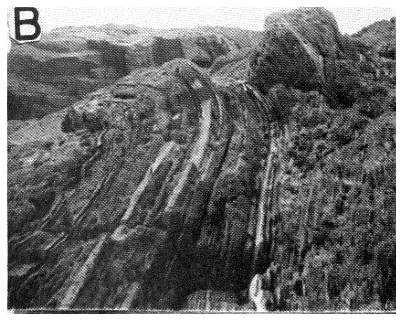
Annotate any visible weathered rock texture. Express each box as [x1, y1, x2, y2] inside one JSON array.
[[8, 8, 395, 312], [247, 7, 396, 311]]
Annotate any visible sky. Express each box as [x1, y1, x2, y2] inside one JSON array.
[[35, 7, 395, 35]]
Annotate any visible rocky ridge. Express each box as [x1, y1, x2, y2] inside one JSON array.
[[8, 8, 395, 311]]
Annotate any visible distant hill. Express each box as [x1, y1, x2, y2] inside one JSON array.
[[8, 25, 261, 120]]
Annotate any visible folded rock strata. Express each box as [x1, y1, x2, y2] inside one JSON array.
[[8, 8, 395, 312]]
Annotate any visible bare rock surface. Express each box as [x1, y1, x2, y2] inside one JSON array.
[[8, 8, 395, 312]]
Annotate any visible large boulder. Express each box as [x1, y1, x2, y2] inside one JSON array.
[[249, 8, 343, 95]]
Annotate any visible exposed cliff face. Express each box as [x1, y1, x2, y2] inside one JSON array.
[[8, 25, 261, 120], [8, 8, 395, 312], [247, 7, 395, 311]]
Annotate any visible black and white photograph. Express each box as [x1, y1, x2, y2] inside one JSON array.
[[5, 2, 397, 313]]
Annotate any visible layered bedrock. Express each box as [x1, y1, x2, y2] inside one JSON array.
[[8, 7, 395, 312]]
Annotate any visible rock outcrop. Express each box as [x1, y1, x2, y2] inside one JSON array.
[[8, 8, 395, 312], [248, 7, 371, 106], [8, 58, 268, 310], [247, 7, 395, 311], [249, 8, 340, 93]]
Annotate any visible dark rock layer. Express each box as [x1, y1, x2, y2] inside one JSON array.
[[8, 8, 396, 312]]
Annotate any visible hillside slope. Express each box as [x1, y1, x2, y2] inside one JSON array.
[[8, 25, 261, 120], [8, 8, 395, 312], [353, 17, 395, 59]]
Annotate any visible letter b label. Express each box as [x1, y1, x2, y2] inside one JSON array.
[[10, 7, 41, 43]]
